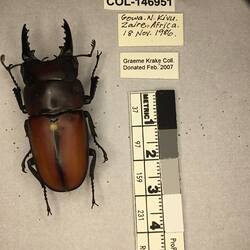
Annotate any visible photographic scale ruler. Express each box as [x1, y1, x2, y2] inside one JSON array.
[[129, 90, 184, 250]]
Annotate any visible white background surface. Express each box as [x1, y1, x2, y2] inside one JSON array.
[[0, 1, 249, 250]]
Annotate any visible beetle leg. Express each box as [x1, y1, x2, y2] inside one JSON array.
[[89, 148, 99, 208], [84, 51, 102, 105], [12, 87, 27, 113], [84, 111, 108, 162], [21, 149, 31, 173], [84, 76, 99, 105], [27, 158, 52, 216], [91, 51, 102, 77], [74, 39, 96, 58]]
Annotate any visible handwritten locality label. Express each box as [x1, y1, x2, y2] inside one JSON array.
[[120, 52, 179, 79], [118, 13, 183, 46], [104, 0, 175, 11]]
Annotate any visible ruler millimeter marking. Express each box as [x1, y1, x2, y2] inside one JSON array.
[[129, 90, 185, 250]]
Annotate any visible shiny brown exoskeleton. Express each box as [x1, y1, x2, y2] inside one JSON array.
[[1, 20, 108, 215]]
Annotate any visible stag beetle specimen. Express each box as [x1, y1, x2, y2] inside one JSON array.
[[1, 20, 108, 215]]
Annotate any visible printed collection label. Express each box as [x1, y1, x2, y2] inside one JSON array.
[[120, 52, 179, 79]]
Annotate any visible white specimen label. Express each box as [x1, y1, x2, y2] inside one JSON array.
[[121, 52, 179, 79], [118, 13, 183, 46], [104, 0, 175, 11]]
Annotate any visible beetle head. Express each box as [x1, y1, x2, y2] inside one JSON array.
[[22, 19, 73, 61]]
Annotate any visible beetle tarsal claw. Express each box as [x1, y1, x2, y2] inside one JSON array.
[[47, 209, 52, 216], [91, 40, 96, 47], [96, 51, 102, 59], [91, 201, 99, 209]]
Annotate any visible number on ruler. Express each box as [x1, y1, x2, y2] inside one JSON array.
[[137, 209, 145, 221], [136, 172, 143, 183], [132, 106, 139, 113], [150, 221, 161, 230], [148, 185, 159, 194], [134, 140, 141, 148], [146, 149, 157, 158]]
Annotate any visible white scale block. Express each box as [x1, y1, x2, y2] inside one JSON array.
[[163, 194, 184, 233]]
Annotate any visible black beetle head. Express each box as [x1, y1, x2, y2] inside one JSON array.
[[22, 19, 73, 61]]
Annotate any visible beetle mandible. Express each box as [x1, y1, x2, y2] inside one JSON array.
[[1, 20, 108, 215]]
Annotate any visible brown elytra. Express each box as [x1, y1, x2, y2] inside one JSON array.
[[25, 111, 89, 191]]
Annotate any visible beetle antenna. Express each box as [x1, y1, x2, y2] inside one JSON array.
[[1, 55, 22, 88], [42, 185, 52, 216]]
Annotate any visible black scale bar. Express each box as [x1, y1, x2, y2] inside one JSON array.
[[156, 90, 177, 130]]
